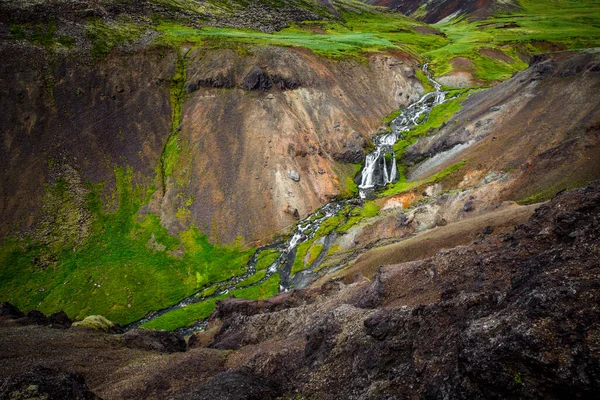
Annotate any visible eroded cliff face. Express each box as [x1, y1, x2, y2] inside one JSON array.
[[0, 43, 175, 241], [0, 43, 424, 246], [154, 47, 424, 245]]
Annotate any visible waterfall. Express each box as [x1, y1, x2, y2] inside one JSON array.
[[358, 64, 447, 198]]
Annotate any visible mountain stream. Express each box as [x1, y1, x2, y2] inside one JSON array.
[[128, 64, 447, 334]]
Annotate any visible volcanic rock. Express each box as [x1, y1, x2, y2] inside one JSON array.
[[0, 365, 99, 400], [121, 329, 186, 353]]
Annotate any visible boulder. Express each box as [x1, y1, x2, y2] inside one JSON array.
[[0, 365, 99, 400], [72, 315, 115, 332], [243, 66, 271, 91], [48, 311, 72, 329], [15, 310, 49, 326], [121, 329, 186, 353], [287, 170, 300, 182], [0, 302, 25, 319]]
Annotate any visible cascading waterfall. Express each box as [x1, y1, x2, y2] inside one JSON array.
[[359, 64, 446, 198], [129, 64, 447, 334]]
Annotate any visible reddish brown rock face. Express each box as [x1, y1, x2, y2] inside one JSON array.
[[148, 47, 424, 245], [0, 43, 423, 246]]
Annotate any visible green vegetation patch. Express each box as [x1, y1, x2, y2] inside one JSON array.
[[236, 269, 268, 288], [380, 161, 466, 198], [140, 273, 280, 331], [426, 0, 600, 82], [153, 6, 447, 58], [291, 239, 317, 275], [255, 249, 280, 271], [86, 18, 146, 59], [0, 166, 254, 325], [333, 163, 361, 199]]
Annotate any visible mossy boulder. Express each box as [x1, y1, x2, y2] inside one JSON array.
[[72, 315, 116, 332]]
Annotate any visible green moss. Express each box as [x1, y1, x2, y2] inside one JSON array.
[[140, 295, 226, 330], [0, 166, 254, 326], [236, 269, 267, 288], [159, 50, 188, 193], [152, 6, 447, 59], [255, 249, 280, 271], [360, 201, 380, 218], [291, 239, 315, 275], [140, 273, 281, 331], [307, 243, 324, 265], [415, 69, 435, 93], [380, 161, 466, 198], [85, 18, 146, 59], [72, 315, 115, 332], [382, 109, 403, 126], [198, 285, 218, 297], [232, 273, 280, 299], [333, 163, 361, 199]]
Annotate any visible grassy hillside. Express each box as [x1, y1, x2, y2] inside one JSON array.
[[425, 0, 600, 81]]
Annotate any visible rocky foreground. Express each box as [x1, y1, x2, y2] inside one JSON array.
[[1, 181, 600, 399]]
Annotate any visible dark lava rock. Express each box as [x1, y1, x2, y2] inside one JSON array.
[[173, 369, 281, 400], [463, 199, 474, 212], [15, 310, 49, 326], [48, 311, 72, 329], [121, 329, 186, 353], [0, 365, 100, 400], [331, 130, 366, 164], [205, 181, 600, 399], [243, 66, 271, 91], [304, 315, 341, 365], [0, 302, 25, 319], [196, 73, 236, 90], [271, 75, 302, 90]]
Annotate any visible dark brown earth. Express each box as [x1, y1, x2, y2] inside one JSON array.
[[1, 181, 599, 399], [369, 0, 522, 23]]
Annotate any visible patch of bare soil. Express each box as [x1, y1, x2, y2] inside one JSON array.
[[450, 56, 475, 70], [480, 48, 514, 63], [414, 25, 442, 35]]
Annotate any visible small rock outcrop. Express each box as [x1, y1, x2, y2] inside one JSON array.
[[287, 170, 300, 182], [0, 302, 25, 319], [121, 329, 186, 353], [48, 311, 72, 329], [243, 66, 272, 91], [15, 310, 49, 326], [0, 366, 100, 400]]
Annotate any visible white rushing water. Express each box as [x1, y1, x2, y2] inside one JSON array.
[[358, 64, 447, 198]]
